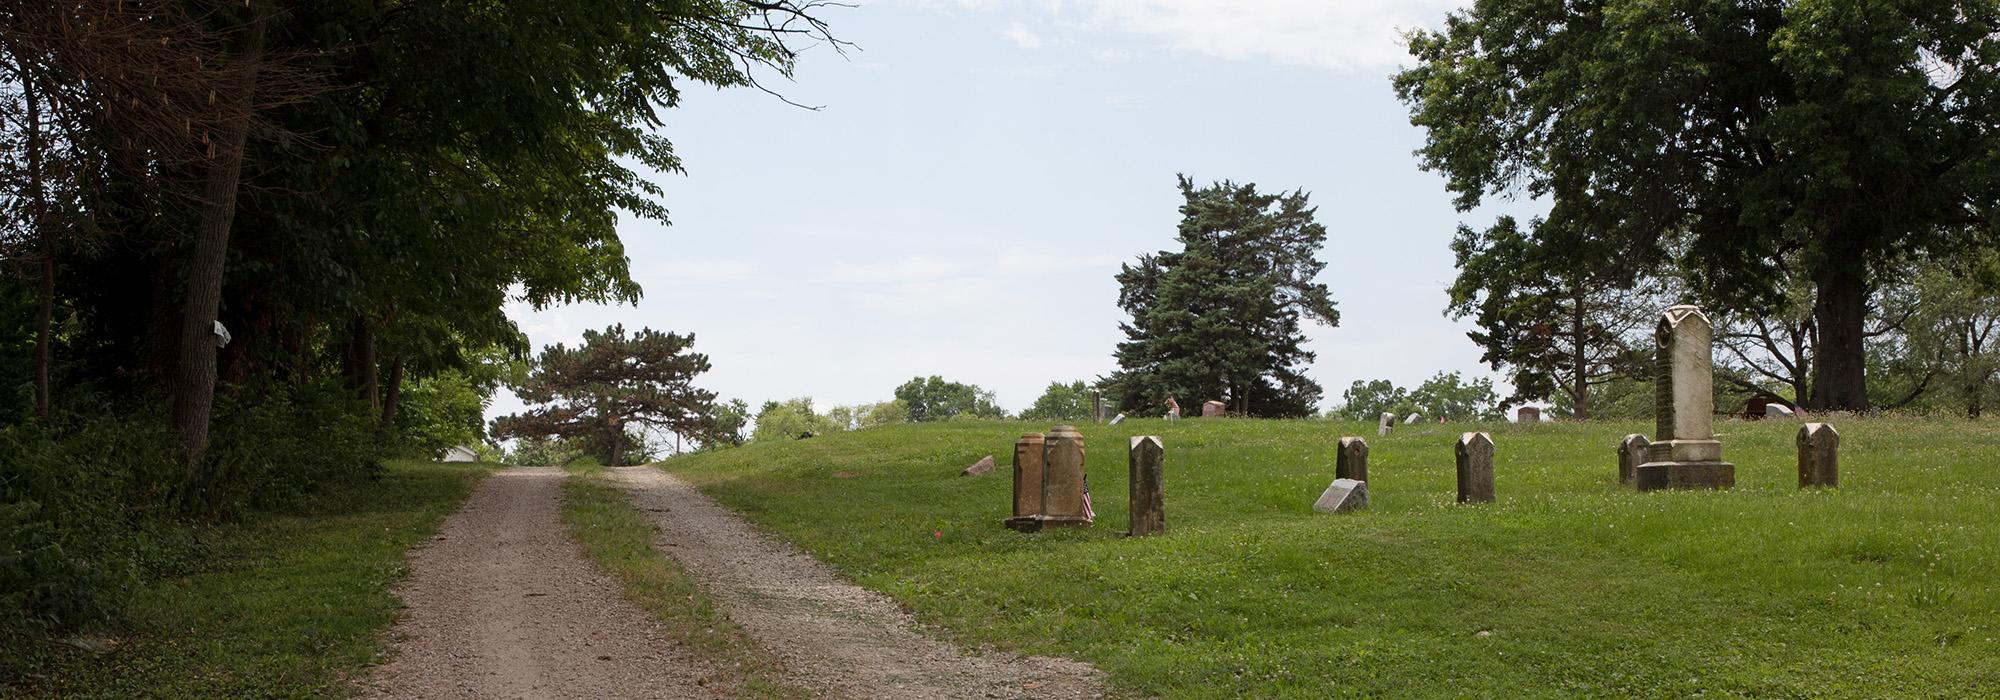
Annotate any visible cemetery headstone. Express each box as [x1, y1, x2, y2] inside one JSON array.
[[1766, 403, 1795, 419], [1005, 434, 1045, 531], [1377, 412, 1396, 437], [1516, 406, 1541, 423], [1202, 400, 1227, 417], [1797, 423, 1839, 488], [1093, 390, 1104, 423], [1635, 305, 1736, 491], [1313, 478, 1368, 513], [1456, 432, 1495, 504], [1336, 437, 1369, 482], [1039, 425, 1092, 527], [1403, 412, 1422, 425], [1618, 434, 1649, 486], [1109, 413, 1127, 426], [961, 454, 996, 477], [1127, 436, 1165, 536]]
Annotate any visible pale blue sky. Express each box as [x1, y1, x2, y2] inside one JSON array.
[[492, 0, 1546, 421]]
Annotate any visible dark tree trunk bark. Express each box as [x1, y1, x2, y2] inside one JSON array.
[[1808, 257, 1870, 411], [343, 315, 379, 408], [35, 254, 53, 421], [168, 11, 265, 464], [379, 356, 404, 435], [25, 76, 52, 421], [1569, 288, 1590, 420], [608, 424, 624, 467]]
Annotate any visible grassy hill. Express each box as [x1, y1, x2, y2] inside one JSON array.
[[663, 416, 2000, 698]]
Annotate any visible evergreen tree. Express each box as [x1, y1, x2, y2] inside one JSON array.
[[493, 325, 718, 466], [1105, 176, 1338, 418]]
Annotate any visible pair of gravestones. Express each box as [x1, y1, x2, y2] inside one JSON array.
[[1006, 426, 1167, 537], [1313, 432, 1499, 514]]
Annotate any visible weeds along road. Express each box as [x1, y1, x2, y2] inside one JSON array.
[[364, 465, 1105, 699], [359, 467, 722, 699]]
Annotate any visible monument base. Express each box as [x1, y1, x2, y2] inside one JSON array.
[[1633, 461, 1735, 491], [1003, 515, 1091, 532]]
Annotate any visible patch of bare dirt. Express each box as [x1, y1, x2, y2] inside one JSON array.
[[609, 466, 1106, 700], [358, 467, 722, 699]]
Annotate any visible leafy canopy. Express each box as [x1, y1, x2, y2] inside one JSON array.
[[492, 325, 718, 466]]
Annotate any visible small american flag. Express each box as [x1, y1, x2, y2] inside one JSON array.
[[1081, 476, 1096, 523]]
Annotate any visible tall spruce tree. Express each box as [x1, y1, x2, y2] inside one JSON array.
[[1105, 176, 1339, 418], [493, 325, 718, 466]]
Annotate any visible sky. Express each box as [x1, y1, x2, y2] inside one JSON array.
[[490, 0, 1547, 423]]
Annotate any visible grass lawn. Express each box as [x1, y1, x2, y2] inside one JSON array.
[[664, 417, 2000, 698], [558, 465, 807, 699], [9, 460, 489, 699]]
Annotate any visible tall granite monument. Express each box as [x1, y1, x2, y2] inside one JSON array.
[[1634, 305, 1736, 491]]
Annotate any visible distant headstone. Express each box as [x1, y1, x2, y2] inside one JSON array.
[[1455, 432, 1495, 504], [1766, 403, 1796, 419], [1127, 436, 1165, 536], [1516, 406, 1541, 424], [1093, 390, 1105, 423], [1745, 396, 1772, 420], [1313, 478, 1368, 514], [1336, 437, 1369, 483], [1377, 412, 1396, 437], [1403, 412, 1422, 425], [1618, 434, 1649, 486], [1004, 434, 1046, 530], [1797, 423, 1839, 488], [1109, 413, 1127, 426], [1039, 425, 1092, 527], [1635, 305, 1736, 491], [1202, 400, 1227, 417], [960, 454, 996, 477]]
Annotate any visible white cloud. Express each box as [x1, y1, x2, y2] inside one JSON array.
[[826, 254, 968, 283], [647, 258, 755, 284], [1084, 0, 1464, 71], [1002, 22, 1044, 48]]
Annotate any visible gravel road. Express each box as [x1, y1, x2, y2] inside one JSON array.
[[610, 466, 1106, 700], [358, 467, 722, 699]]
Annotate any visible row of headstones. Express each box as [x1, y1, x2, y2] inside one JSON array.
[[1002, 426, 1167, 536], [1616, 423, 1841, 488]]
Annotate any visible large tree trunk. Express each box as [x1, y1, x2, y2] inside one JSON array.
[[35, 255, 52, 421], [1808, 257, 1870, 411], [342, 315, 379, 408], [1569, 288, 1590, 420], [608, 423, 624, 467], [25, 76, 51, 421], [379, 356, 404, 436], [167, 11, 265, 463]]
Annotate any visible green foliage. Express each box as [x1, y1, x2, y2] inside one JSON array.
[[494, 325, 719, 466], [697, 398, 753, 450], [1019, 381, 1095, 421], [666, 417, 2000, 697], [1396, 0, 2000, 410], [1336, 379, 1412, 421], [752, 397, 838, 442], [1105, 176, 1339, 418], [893, 376, 1006, 422]]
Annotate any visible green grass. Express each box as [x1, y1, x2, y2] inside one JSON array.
[[7, 460, 490, 699], [558, 464, 808, 699], [664, 417, 2000, 698]]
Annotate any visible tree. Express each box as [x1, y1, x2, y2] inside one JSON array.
[[1878, 253, 2000, 416], [1408, 371, 1501, 422], [1397, 0, 2000, 411], [1104, 176, 1340, 418], [751, 397, 835, 441], [1337, 379, 1411, 422], [893, 376, 1005, 422], [697, 398, 752, 450], [1020, 381, 1094, 421], [1446, 216, 1658, 418], [493, 325, 718, 467]]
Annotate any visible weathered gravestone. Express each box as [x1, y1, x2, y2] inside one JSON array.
[[1039, 425, 1092, 527], [1377, 412, 1396, 437], [1004, 434, 1045, 531], [1202, 400, 1227, 417], [1618, 434, 1650, 486], [1766, 403, 1796, 419], [1127, 436, 1165, 536], [1109, 413, 1127, 426], [1797, 423, 1839, 488], [1456, 432, 1495, 504], [1403, 412, 1423, 425], [1336, 437, 1369, 482], [1517, 406, 1541, 424], [1635, 305, 1736, 491], [1313, 478, 1368, 514], [1093, 390, 1104, 423], [960, 454, 996, 476]]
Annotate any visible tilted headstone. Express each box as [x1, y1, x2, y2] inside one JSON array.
[[1004, 433, 1046, 531], [1456, 432, 1495, 504], [1202, 400, 1227, 417], [1797, 423, 1839, 488], [1618, 434, 1650, 486], [1635, 305, 1736, 491], [1403, 412, 1422, 425], [1766, 403, 1796, 419], [1313, 478, 1368, 513], [1516, 406, 1541, 424], [1127, 436, 1165, 536], [1109, 413, 1127, 426], [961, 454, 996, 477], [1377, 412, 1396, 437], [1336, 436, 1369, 482], [1039, 425, 1091, 527]]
